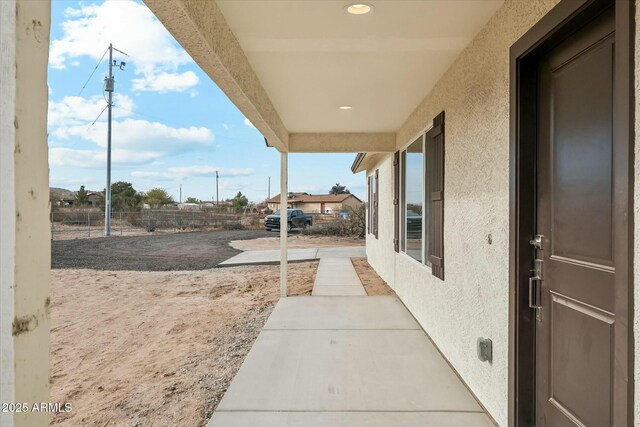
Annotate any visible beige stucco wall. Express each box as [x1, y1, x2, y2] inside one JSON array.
[[365, 159, 396, 286], [0, 1, 51, 426], [365, 0, 561, 425]]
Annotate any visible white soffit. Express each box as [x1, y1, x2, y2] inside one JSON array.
[[216, 0, 503, 133]]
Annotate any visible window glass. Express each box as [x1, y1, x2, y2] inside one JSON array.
[[404, 137, 423, 262]]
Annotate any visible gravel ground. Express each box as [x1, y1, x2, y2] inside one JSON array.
[[51, 230, 271, 270]]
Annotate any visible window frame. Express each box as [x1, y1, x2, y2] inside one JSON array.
[[399, 123, 433, 269], [368, 169, 379, 239]]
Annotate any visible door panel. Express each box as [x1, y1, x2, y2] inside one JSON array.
[[550, 35, 614, 267], [536, 7, 615, 427]]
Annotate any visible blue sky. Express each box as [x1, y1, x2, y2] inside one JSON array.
[[48, 0, 365, 203]]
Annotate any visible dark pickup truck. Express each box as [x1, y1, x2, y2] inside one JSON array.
[[265, 209, 313, 232]]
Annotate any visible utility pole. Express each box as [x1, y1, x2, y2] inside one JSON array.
[[104, 44, 114, 237], [268, 176, 271, 200], [103, 43, 127, 236], [180, 184, 182, 203], [216, 170, 219, 206]]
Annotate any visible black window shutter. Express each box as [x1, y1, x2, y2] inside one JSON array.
[[374, 169, 379, 239], [366, 175, 371, 234], [426, 111, 445, 280], [393, 151, 400, 252]]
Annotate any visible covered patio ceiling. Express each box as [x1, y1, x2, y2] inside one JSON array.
[[145, 0, 503, 152]]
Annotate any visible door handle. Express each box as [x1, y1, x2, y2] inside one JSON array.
[[529, 275, 542, 309]]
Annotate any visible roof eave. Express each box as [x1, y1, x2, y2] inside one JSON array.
[[351, 153, 366, 173]]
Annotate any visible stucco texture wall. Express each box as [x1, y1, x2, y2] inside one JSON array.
[[365, 157, 395, 287], [365, 1, 560, 426]]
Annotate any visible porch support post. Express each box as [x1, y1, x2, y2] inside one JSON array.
[[279, 152, 288, 297], [1, 1, 51, 426]]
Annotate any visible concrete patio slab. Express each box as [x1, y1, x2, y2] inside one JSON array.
[[215, 329, 482, 412], [313, 258, 362, 287], [312, 285, 367, 296], [316, 246, 366, 258], [219, 248, 318, 266], [263, 296, 420, 330], [219, 246, 366, 266], [208, 290, 494, 427], [209, 251, 494, 427], [208, 411, 494, 427]]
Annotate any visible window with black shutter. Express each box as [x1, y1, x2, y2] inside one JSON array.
[[393, 151, 400, 252], [374, 169, 379, 239], [397, 111, 445, 280], [366, 175, 371, 234], [426, 111, 445, 279]]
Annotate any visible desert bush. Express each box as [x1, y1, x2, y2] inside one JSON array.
[[302, 205, 365, 238]]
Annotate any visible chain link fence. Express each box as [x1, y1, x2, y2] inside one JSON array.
[[50, 209, 261, 240]]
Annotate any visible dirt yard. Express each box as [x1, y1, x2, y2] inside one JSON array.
[[51, 230, 271, 270], [51, 223, 156, 241], [351, 257, 395, 296], [50, 263, 317, 427]]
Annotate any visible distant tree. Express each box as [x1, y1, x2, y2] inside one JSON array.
[[75, 185, 89, 205], [329, 183, 351, 195], [110, 181, 142, 211], [144, 188, 174, 206], [185, 197, 199, 203], [231, 192, 249, 211]]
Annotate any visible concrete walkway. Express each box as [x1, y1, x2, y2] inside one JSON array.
[[219, 246, 366, 266], [209, 244, 493, 426], [312, 257, 366, 296], [207, 295, 495, 426]]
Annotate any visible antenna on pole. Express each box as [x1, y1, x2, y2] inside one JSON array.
[[103, 43, 127, 237]]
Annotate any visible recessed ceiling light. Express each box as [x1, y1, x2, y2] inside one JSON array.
[[346, 3, 373, 15], [339, 105, 353, 110]]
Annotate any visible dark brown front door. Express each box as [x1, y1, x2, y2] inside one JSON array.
[[535, 7, 615, 427]]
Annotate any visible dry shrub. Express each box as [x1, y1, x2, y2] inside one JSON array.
[[302, 205, 365, 238]]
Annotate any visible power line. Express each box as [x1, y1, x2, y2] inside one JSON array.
[[78, 47, 109, 96], [87, 104, 109, 130], [112, 47, 129, 57]]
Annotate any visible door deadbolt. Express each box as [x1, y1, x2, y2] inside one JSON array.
[[529, 234, 544, 250]]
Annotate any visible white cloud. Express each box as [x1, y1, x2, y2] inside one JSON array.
[[131, 165, 255, 181], [168, 166, 255, 178], [219, 181, 246, 192], [53, 118, 214, 153], [48, 92, 215, 169], [48, 94, 133, 127], [49, 147, 161, 168], [131, 71, 199, 93], [50, 1, 198, 93], [243, 117, 256, 129], [131, 171, 172, 181]]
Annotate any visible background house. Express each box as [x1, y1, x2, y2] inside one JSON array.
[[266, 192, 362, 214], [86, 192, 102, 208]]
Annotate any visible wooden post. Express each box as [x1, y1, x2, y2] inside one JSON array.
[[280, 152, 288, 297]]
